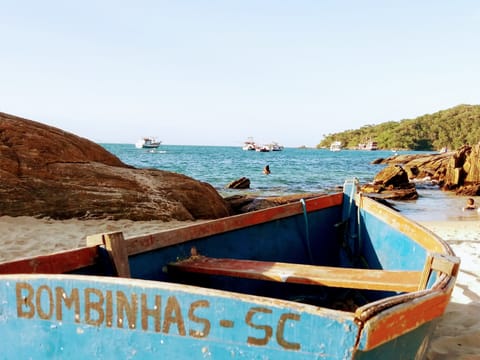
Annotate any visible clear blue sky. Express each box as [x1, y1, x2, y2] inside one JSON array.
[[1, 1, 479, 147]]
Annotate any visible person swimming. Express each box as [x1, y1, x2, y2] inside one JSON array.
[[463, 197, 477, 211], [263, 165, 271, 175]]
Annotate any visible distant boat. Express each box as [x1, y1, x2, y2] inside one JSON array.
[[330, 141, 342, 152], [242, 137, 256, 151], [255, 144, 271, 152], [136, 137, 161, 149], [268, 142, 284, 151], [358, 141, 378, 151], [365, 141, 378, 150]]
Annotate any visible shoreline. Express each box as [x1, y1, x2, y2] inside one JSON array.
[[0, 216, 478, 358]]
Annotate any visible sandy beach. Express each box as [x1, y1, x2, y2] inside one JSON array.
[[0, 215, 478, 359], [419, 220, 480, 360]]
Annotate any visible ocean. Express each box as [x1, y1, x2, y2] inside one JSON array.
[[101, 144, 475, 223]]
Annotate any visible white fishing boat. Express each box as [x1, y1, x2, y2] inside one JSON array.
[[135, 137, 161, 149], [269, 141, 284, 151], [358, 141, 378, 151], [330, 141, 342, 152], [255, 144, 271, 152], [242, 137, 256, 151]]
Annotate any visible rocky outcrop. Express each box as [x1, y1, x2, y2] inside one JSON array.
[[374, 145, 480, 196], [374, 152, 452, 184], [0, 113, 231, 221]]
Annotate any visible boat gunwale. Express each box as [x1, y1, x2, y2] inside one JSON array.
[[358, 193, 454, 256], [354, 193, 459, 311], [349, 193, 460, 352], [125, 193, 343, 256]]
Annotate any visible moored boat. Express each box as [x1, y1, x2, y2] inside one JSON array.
[[268, 141, 284, 151], [0, 179, 459, 359], [135, 137, 161, 149], [242, 137, 256, 150], [255, 144, 271, 152], [358, 140, 378, 150], [330, 141, 342, 151]]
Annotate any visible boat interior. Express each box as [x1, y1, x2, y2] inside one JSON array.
[[0, 181, 459, 313]]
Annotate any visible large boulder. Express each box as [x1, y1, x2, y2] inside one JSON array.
[[373, 164, 410, 188], [0, 113, 231, 221], [361, 164, 418, 200]]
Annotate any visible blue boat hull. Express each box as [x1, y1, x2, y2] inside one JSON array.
[[0, 179, 459, 359]]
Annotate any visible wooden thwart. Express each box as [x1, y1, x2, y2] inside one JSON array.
[[87, 232, 131, 278], [169, 256, 424, 292], [418, 253, 460, 291]]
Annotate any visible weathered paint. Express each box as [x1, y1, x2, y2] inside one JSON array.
[[170, 257, 424, 292], [357, 290, 454, 351], [1, 275, 359, 359], [0, 180, 460, 359]]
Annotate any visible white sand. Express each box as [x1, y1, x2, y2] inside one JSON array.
[[419, 221, 480, 360], [0, 216, 197, 262], [0, 216, 478, 358]]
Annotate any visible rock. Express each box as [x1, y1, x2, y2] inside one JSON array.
[[373, 164, 410, 187], [0, 112, 232, 221], [361, 183, 418, 200], [361, 164, 418, 200], [371, 144, 480, 197], [377, 145, 480, 192], [375, 152, 452, 184], [224, 193, 323, 213], [371, 158, 384, 164], [226, 177, 250, 189]]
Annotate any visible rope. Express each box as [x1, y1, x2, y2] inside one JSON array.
[[300, 198, 314, 264]]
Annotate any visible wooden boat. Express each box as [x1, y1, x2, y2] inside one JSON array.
[[0, 179, 459, 359]]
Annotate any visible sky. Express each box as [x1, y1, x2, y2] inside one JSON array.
[[1, 1, 479, 147]]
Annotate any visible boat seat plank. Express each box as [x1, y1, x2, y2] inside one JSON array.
[[169, 256, 423, 292]]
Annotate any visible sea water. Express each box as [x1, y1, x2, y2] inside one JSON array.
[[101, 144, 474, 222]]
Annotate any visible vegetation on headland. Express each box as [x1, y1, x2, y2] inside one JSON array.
[[318, 104, 480, 151]]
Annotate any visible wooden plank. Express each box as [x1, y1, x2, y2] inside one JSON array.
[[418, 254, 434, 291], [101, 232, 131, 278], [431, 253, 460, 277], [169, 257, 423, 292], [87, 232, 131, 278], [417, 253, 461, 290], [0, 247, 98, 274]]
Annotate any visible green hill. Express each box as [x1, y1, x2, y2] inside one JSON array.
[[318, 104, 480, 151]]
